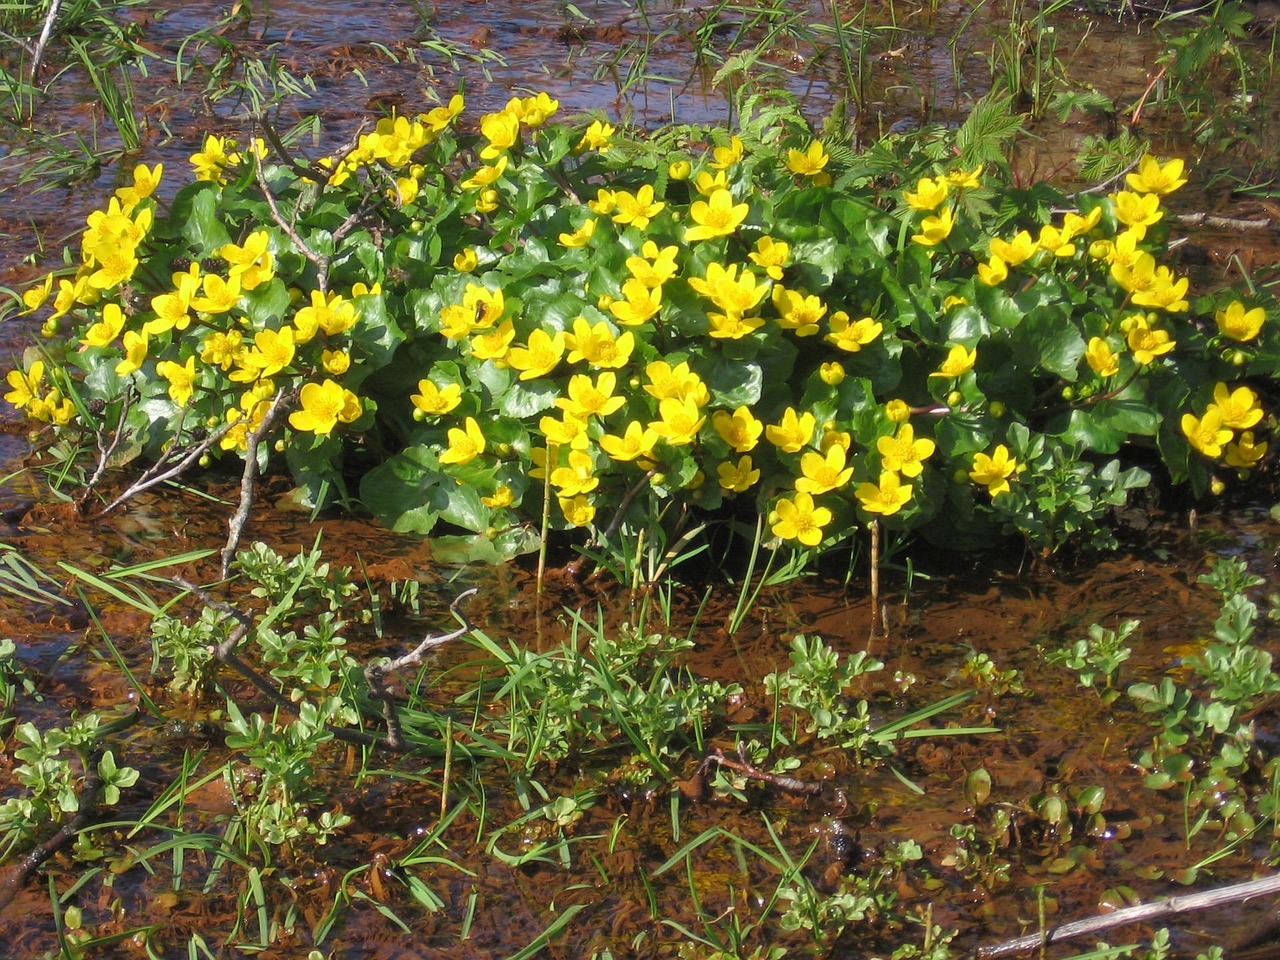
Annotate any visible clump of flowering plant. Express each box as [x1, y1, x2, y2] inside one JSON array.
[[7, 93, 1278, 570]]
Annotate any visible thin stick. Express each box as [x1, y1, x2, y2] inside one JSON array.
[[253, 156, 330, 293], [975, 873, 1280, 959], [869, 519, 881, 636], [220, 389, 290, 577], [29, 0, 62, 83], [99, 418, 236, 515]]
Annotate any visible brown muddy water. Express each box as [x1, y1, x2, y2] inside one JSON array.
[[3, 1, 1280, 958]]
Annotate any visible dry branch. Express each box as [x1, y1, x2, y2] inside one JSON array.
[[974, 873, 1280, 959]]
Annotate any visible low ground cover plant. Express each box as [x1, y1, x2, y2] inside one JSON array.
[[5, 91, 1277, 573]]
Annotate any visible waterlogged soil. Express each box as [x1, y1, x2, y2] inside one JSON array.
[[2, 460, 1280, 957], [3, 1, 1280, 957]]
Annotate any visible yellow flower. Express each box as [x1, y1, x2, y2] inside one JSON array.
[[969, 445, 1018, 496], [772, 286, 826, 336], [718, 456, 760, 493], [796, 445, 853, 495], [709, 135, 744, 170], [156, 356, 198, 406], [114, 162, 163, 207], [1215, 301, 1265, 342], [599, 421, 658, 462], [684, 189, 749, 243], [711, 406, 763, 453], [576, 119, 615, 151], [475, 189, 499, 214], [115, 330, 149, 376], [1126, 155, 1187, 196], [766, 407, 816, 453], [510, 92, 559, 127], [611, 185, 665, 230], [220, 230, 274, 290], [945, 164, 984, 188], [930, 344, 977, 379], [483, 485, 516, 508], [785, 141, 829, 176], [1062, 208, 1102, 240], [825, 312, 882, 352], [855, 471, 914, 516], [4, 360, 44, 410], [322, 349, 351, 375], [876, 424, 935, 478], [558, 494, 595, 527], [555, 372, 625, 420], [643, 360, 708, 405], [81, 302, 127, 349], [588, 188, 616, 216], [411, 380, 462, 417], [626, 248, 679, 288], [693, 169, 729, 197], [1111, 190, 1163, 238], [558, 217, 597, 248], [470, 319, 516, 362], [649, 396, 705, 446], [454, 248, 479, 272], [190, 134, 237, 183], [1210, 382, 1263, 430], [1085, 337, 1120, 378], [989, 231, 1037, 267], [200, 329, 244, 370], [912, 207, 954, 246], [707, 312, 765, 339], [748, 236, 789, 280], [1124, 317, 1175, 365], [1037, 224, 1075, 258], [550, 449, 599, 496], [507, 329, 566, 380], [904, 176, 949, 211], [293, 289, 359, 340], [819, 362, 845, 385], [288, 380, 362, 435], [1129, 265, 1189, 312], [191, 273, 242, 315], [668, 159, 692, 180], [440, 416, 486, 465], [231, 326, 296, 382], [885, 399, 910, 424], [565, 318, 635, 368], [461, 156, 508, 190], [1225, 431, 1267, 469], [145, 264, 202, 336], [771, 492, 831, 547], [609, 279, 663, 326], [977, 255, 1008, 286], [1181, 408, 1233, 458], [20, 274, 53, 314], [689, 261, 767, 315], [479, 108, 520, 159], [540, 413, 589, 449]]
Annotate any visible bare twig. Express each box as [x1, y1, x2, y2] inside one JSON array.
[[29, 0, 62, 83], [363, 588, 477, 751], [1173, 211, 1275, 232], [99, 416, 236, 515], [220, 389, 291, 577], [251, 114, 331, 182], [698, 743, 847, 811], [253, 156, 330, 293], [77, 387, 134, 514], [975, 873, 1280, 960]]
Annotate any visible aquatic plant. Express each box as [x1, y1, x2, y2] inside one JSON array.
[[5, 91, 1277, 578]]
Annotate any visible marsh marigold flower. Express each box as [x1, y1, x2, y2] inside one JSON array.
[[718, 456, 760, 493], [599, 421, 658, 462], [440, 416, 486, 465], [577, 120, 615, 152], [685, 189, 749, 242], [411, 380, 462, 417], [912, 207, 954, 247], [507, 329, 566, 380], [611, 185, 665, 230], [796, 445, 854, 495], [826, 312, 882, 352], [970, 445, 1018, 497], [855, 472, 913, 516], [904, 176, 948, 211], [771, 492, 831, 547], [1126, 155, 1188, 196], [766, 407, 816, 453], [877, 424, 935, 478], [1225, 432, 1267, 469], [930, 344, 977, 379], [785, 141, 829, 177], [1085, 337, 1121, 378], [1210, 382, 1263, 430], [712, 406, 763, 453], [288, 380, 362, 435], [1181, 408, 1233, 458], [156, 356, 197, 407], [1216, 301, 1266, 342]]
